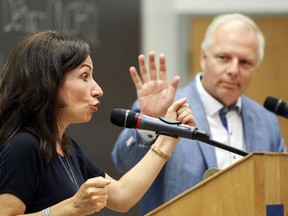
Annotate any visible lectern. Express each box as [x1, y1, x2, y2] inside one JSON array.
[[146, 152, 288, 216]]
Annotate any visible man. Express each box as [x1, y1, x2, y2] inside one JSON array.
[[111, 13, 286, 215]]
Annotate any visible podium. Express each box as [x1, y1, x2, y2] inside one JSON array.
[[146, 152, 288, 216]]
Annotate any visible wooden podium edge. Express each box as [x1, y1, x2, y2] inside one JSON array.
[[145, 152, 288, 216]]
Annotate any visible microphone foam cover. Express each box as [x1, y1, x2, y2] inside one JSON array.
[[110, 109, 138, 128], [264, 96, 286, 115]]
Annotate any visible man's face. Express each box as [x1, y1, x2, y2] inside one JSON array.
[[201, 24, 260, 106]]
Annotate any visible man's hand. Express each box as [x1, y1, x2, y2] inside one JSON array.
[[130, 51, 180, 117]]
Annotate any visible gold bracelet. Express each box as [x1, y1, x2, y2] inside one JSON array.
[[151, 144, 171, 160]]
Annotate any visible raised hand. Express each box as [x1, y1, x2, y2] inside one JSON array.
[[130, 51, 180, 117]]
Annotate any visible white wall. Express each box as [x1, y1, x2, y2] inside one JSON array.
[[141, 0, 288, 86]]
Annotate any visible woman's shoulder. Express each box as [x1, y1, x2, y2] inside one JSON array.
[[2, 129, 41, 158], [10, 129, 40, 145]]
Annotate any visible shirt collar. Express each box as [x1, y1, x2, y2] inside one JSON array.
[[195, 73, 242, 117]]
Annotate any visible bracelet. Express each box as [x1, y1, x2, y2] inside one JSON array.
[[151, 144, 171, 160], [42, 207, 51, 216]]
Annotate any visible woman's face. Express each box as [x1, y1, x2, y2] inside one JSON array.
[[58, 56, 103, 126]]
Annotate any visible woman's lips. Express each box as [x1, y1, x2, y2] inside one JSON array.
[[91, 102, 100, 112]]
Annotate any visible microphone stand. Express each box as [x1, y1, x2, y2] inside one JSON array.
[[195, 136, 249, 157], [157, 126, 249, 157]]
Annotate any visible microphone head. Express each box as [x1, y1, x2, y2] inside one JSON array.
[[203, 167, 220, 180], [110, 109, 138, 128], [264, 96, 288, 118]]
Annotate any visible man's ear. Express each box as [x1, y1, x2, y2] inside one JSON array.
[[200, 50, 207, 70]]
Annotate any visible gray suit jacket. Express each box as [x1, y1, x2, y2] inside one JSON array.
[[111, 77, 286, 215]]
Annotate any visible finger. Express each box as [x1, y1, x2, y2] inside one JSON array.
[[168, 75, 180, 98], [178, 110, 196, 126], [176, 102, 191, 115], [167, 98, 187, 113], [177, 103, 196, 126], [85, 176, 111, 188], [85, 184, 109, 203], [159, 53, 167, 81], [183, 114, 196, 126], [93, 201, 107, 213], [95, 176, 111, 186], [130, 66, 143, 90], [138, 54, 149, 83], [91, 191, 109, 203], [149, 51, 158, 80], [171, 75, 180, 89], [177, 102, 190, 111], [179, 113, 195, 126]]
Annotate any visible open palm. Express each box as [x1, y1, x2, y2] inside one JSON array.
[[130, 52, 180, 117]]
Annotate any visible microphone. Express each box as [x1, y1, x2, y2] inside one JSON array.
[[203, 168, 220, 180], [110, 108, 210, 140], [110, 109, 248, 156], [263, 96, 288, 118]]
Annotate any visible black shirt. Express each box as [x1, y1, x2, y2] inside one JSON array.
[[0, 129, 105, 213]]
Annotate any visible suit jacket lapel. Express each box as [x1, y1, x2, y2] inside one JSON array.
[[241, 97, 257, 152], [184, 79, 218, 168]]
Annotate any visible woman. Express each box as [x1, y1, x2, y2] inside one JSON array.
[[0, 30, 195, 215]]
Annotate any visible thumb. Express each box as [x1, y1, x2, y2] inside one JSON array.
[[168, 76, 180, 97]]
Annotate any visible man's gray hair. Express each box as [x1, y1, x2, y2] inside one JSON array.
[[201, 13, 265, 65]]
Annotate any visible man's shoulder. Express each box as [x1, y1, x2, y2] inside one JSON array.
[[242, 96, 266, 111], [241, 96, 278, 120]]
